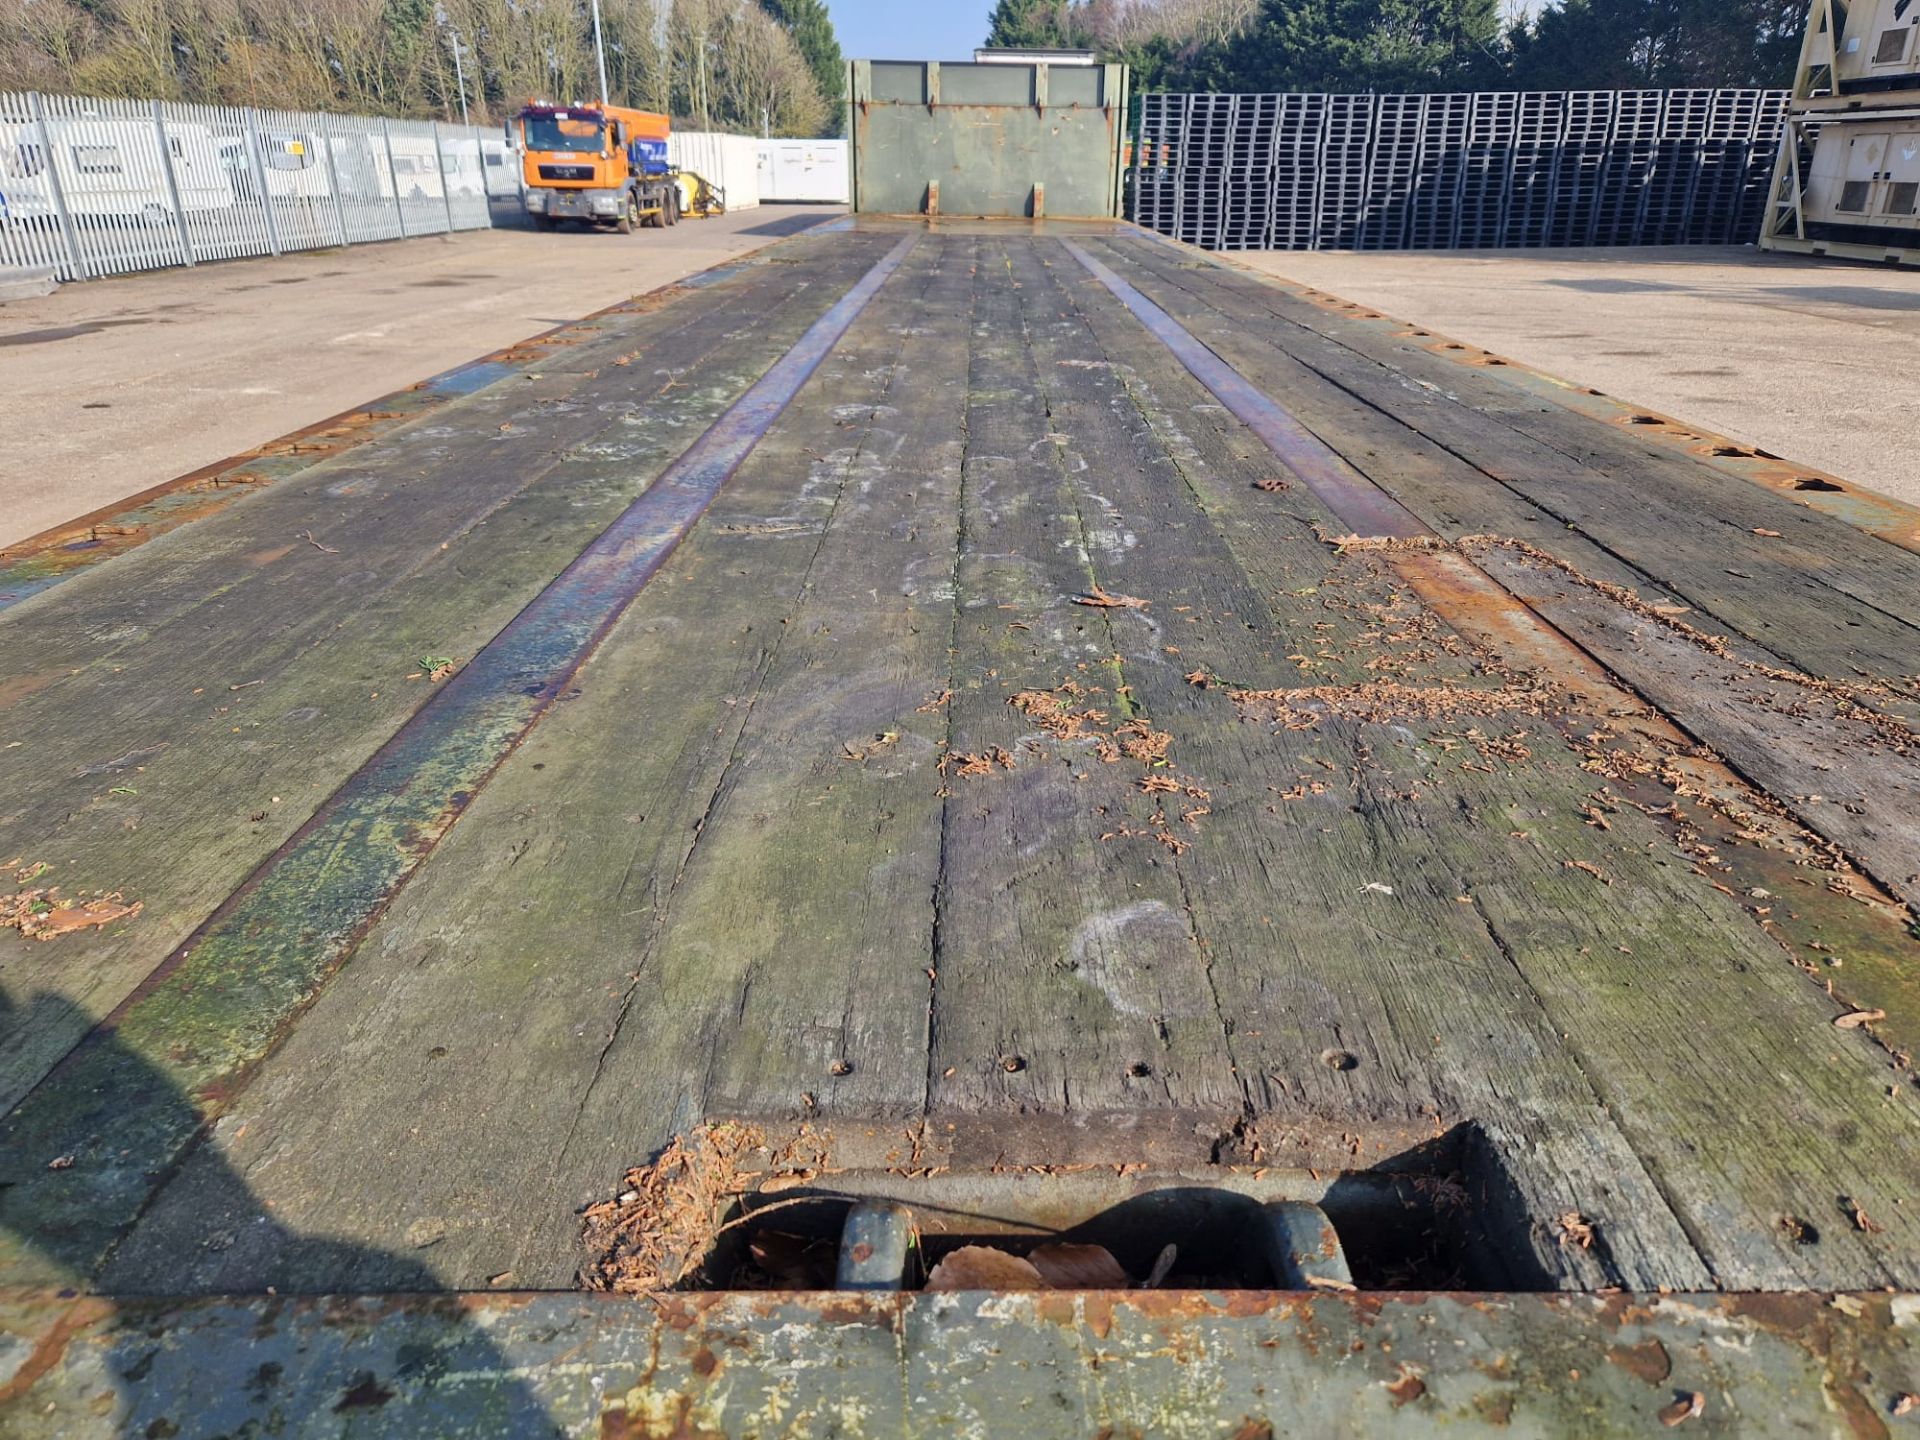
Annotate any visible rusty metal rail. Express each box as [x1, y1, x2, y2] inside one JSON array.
[[2, 1285, 1915, 1436]]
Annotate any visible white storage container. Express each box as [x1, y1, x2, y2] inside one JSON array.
[[756, 140, 849, 203]]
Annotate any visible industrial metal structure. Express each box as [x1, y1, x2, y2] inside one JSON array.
[[846, 58, 1128, 217], [1130, 88, 1788, 251], [0, 91, 504, 283], [1761, 0, 1920, 264]]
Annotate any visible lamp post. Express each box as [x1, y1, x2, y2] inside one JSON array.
[[436, 8, 471, 127], [589, 0, 611, 106]]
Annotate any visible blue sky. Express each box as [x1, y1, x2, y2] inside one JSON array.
[[824, 2, 1553, 62], [828, 1, 996, 60]]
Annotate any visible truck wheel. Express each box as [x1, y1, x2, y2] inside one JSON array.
[[664, 190, 678, 226], [616, 195, 638, 234]]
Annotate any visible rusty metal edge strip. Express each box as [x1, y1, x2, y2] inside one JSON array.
[[0, 212, 859, 612], [1117, 221, 1920, 555], [2, 1285, 1914, 1435], [1060, 238, 1433, 541], [0, 232, 918, 1286]]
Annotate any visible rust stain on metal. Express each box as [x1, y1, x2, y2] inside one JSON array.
[[1607, 1337, 1673, 1386], [1384, 1366, 1428, 1406], [598, 1390, 728, 1440], [0, 1296, 114, 1405]]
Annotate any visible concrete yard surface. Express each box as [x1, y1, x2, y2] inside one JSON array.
[[1235, 244, 1920, 507], [0, 205, 840, 548]]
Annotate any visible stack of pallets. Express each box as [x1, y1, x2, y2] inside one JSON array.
[[1593, 90, 1664, 246], [1315, 94, 1375, 250], [1127, 87, 1789, 251], [1407, 93, 1473, 250], [1128, 92, 1184, 237], [1455, 92, 1518, 248], [1271, 94, 1329, 251]]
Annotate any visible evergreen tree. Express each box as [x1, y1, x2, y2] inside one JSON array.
[[760, 0, 844, 132], [1206, 0, 1504, 93], [985, 0, 1091, 49], [378, 0, 437, 107], [1506, 0, 1803, 90]]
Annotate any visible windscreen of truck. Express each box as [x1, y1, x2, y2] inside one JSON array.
[[522, 114, 603, 154]]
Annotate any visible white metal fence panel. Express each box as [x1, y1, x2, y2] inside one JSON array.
[[1, 90, 497, 284], [11, 91, 191, 277], [1, 92, 88, 277]]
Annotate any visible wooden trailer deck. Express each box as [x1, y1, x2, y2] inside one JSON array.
[[4, 217, 1920, 1432]]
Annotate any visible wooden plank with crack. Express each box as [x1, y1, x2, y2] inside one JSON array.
[[1471, 539, 1920, 911], [1035, 235, 1920, 1290], [87, 236, 966, 1295], [541, 234, 977, 1174], [1083, 238, 1920, 916], [1100, 235, 1920, 695], [917, 239, 1243, 1163], [1008, 237, 1705, 1290], [2, 223, 1916, 1315], [0, 236, 899, 1117]]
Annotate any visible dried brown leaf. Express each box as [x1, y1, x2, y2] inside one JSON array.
[[1028, 1242, 1130, 1289], [1834, 1008, 1886, 1029], [1073, 585, 1150, 610], [925, 1246, 1047, 1291]]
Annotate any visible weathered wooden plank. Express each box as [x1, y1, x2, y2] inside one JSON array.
[[0, 235, 871, 687], [10, 225, 1919, 1309], [540, 233, 976, 1162], [1010, 237, 1707, 1289], [1102, 236, 1920, 692], [93, 237, 968, 1293], [918, 239, 1243, 1161], [1089, 239, 1920, 913], [0, 238, 897, 1117], [1040, 236, 1920, 1289], [1472, 539, 1920, 910], [0, 248, 811, 613], [0, 234, 919, 1288]]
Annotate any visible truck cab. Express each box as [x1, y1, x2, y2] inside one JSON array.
[[516, 102, 676, 232]]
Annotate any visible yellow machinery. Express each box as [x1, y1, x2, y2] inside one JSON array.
[[673, 169, 728, 219]]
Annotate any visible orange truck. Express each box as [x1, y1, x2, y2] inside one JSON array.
[[516, 102, 678, 233]]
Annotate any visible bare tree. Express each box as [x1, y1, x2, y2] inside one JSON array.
[[712, 0, 823, 135], [0, 0, 105, 91], [0, 0, 830, 134]]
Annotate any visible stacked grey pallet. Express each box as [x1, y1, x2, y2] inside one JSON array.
[[1127, 87, 1789, 251]]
